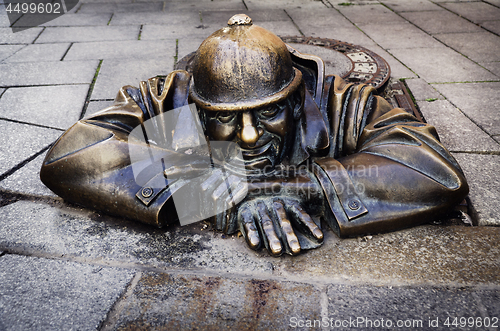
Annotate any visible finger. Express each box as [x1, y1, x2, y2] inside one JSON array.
[[287, 200, 323, 242], [200, 168, 224, 191], [256, 201, 282, 256], [238, 204, 260, 250], [273, 200, 300, 255], [164, 164, 206, 180], [224, 175, 248, 207]]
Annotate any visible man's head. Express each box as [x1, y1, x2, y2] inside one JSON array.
[[189, 14, 304, 171]]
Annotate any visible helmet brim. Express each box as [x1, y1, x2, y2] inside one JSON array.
[[189, 68, 303, 112]]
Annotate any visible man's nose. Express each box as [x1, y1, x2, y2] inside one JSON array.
[[239, 111, 262, 145]]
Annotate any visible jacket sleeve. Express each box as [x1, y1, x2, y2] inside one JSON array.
[[40, 70, 192, 227], [311, 76, 469, 237]]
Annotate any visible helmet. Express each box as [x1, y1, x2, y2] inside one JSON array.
[[189, 14, 302, 112]]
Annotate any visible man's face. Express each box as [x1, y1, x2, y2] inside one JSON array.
[[202, 100, 295, 171]]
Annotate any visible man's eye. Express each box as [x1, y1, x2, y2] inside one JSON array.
[[259, 106, 279, 118], [217, 112, 235, 123]]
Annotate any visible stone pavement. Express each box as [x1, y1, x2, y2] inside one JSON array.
[[0, 0, 499, 329]]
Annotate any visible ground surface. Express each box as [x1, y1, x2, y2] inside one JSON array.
[[0, 0, 499, 330]]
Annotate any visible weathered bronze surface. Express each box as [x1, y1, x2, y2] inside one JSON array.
[[40, 14, 469, 256]]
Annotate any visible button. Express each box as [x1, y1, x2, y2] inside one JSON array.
[[348, 199, 360, 210], [141, 187, 153, 198]]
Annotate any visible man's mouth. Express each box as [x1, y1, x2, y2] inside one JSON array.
[[240, 140, 273, 157]]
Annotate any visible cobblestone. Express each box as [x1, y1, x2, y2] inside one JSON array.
[[0, 60, 98, 86], [35, 26, 141, 43], [432, 82, 500, 135], [0, 120, 62, 176], [2, 43, 70, 62], [0, 85, 89, 130], [418, 100, 500, 152], [0, 254, 134, 331]]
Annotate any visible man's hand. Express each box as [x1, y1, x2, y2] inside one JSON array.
[[238, 197, 323, 256]]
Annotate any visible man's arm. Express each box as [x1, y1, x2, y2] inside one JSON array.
[[312, 76, 469, 237], [40, 71, 192, 227]]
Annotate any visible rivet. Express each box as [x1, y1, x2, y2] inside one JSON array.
[[348, 199, 360, 210], [141, 187, 153, 198]]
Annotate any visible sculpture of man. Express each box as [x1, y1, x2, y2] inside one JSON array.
[[40, 14, 468, 256]]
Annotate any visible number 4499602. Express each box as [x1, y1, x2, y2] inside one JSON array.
[[444, 317, 498, 328], [6, 2, 62, 14]]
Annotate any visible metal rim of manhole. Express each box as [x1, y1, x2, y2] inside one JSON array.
[[175, 36, 391, 91]]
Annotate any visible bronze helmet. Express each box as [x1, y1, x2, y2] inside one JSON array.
[[189, 14, 302, 112]]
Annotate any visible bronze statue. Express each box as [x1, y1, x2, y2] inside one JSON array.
[[40, 14, 469, 256]]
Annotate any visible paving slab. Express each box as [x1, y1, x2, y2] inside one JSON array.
[[35, 26, 141, 43], [275, 225, 500, 286], [0, 60, 98, 86], [0, 85, 89, 130], [0, 254, 135, 331], [476, 289, 500, 318], [452, 153, 500, 226], [177, 37, 207, 60], [434, 32, 500, 63], [3, 43, 70, 62], [109, 11, 200, 26], [417, 100, 500, 153], [0, 26, 43, 44], [201, 9, 290, 25], [0, 6, 9, 28], [166, 0, 246, 12], [91, 58, 174, 100], [326, 284, 496, 330], [140, 24, 215, 41], [1, 200, 499, 286], [259, 21, 302, 37], [482, 20, 500, 36], [84, 100, 115, 117], [337, 4, 407, 24], [77, 2, 165, 14], [244, 0, 327, 10], [0, 44, 22, 61], [439, 2, 500, 24], [0, 200, 274, 275], [40, 13, 112, 27], [0, 120, 61, 176], [400, 10, 483, 35], [286, 7, 349, 27], [494, 135, 500, 144], [404, 78, 443, 101], [484, 0, 500, 6], [110, 271, 322, 330], [12, 13, 111, 28], [431, 82, 500, 135], [389, 47, 498, 83], [64, 39, 176, 61], [381, 0, 444, 12], [357, 22, 445, 49], [0, 153, 59, 197]]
